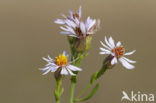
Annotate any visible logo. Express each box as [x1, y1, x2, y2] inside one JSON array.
[[121, 91, 154, 102]]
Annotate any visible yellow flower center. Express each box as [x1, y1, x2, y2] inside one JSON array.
[[112, 46, 125, 58], [55, 53, 68, 66]]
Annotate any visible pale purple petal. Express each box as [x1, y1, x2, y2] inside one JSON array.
[[111, 57, 118, 65], [67, 65, 82, 71], [85, 16, 90, 30], [80, 22, 86, 37], [65, 19, 76, 28], [116, 41, 121, 47], [74, 18, 80, 25], [67, 68, 75, 76], [109, 36, 115, 48], [119, 57, 135, 69], [122, 57, 136, 63], [42, 68, 51, 75], [60, 26, 76, 35], [87, 19, 96, 31], [78, 6, 82, 19], [100, 41, 111, 50], [61, 67, 68, 75], [42, 57, 52, 62], [124, 50, 136, 56], [105, 36, 113, 49], [54, 19, 65, 24], [100, 47, 111, 53], [68, 10, 73, 20], [63, 51, 66, 56], [60, 31, 72, 35], [61, 14, 67, 18], [99, 51, 111, 55]]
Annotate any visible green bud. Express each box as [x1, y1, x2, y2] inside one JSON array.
[[68, 36, 92, 53]]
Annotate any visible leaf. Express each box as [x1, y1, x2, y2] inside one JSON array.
[[90, 71, 98, 84], [59, 87, 64, 96], [54, 90, 59, 100], [74, 83, 100, 102]]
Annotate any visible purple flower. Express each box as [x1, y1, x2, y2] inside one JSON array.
[[54, 6, 100, 38]]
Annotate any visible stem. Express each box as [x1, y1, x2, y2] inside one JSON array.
[[69, 52, 83, 103], [55, 79, 62, 103], [69, 81, 75, 103]]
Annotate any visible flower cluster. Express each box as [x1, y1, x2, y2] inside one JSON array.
[[40, 6, 136, 76], [54, 6, 100, 39], [39, 6, 136, 103]]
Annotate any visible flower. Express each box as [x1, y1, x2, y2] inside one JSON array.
[[40, 51, 82, 76], [54, 6, 100, 38], [99, 36, 136, 69]]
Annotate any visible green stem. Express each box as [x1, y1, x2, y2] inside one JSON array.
[[69, 80, 75, 103], [55, 79, 62, 103], [69, 52, 83, 103]]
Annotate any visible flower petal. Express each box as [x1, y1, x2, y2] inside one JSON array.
[[100, 41, 111, 50], [79, 6, 82, 19], [119, 58, 135, 69], [87, 19, 96, 31], [42, 57, 52, 62], [68, 10, 73, 20], [42, 68, 52, 75], [61, 67, 68, 75], [54, 19, 65, 24], [124, 50, 136, 56], [67, 65, 82, 71], [99, 47, 111, 53], [60, 31, 72, 35], [105, 36, 113, 49], [75, 18, 80, 25], [122, 57, 136, 63], [60, 26, 76, 35], [116, 41, 121, 47], [109, 36, 115, 48], [61, 14, 67, 18], [67, 68, 75, 76], [65, 19, 76, 28], [99, 51, 111, 55], [111, 57, 118, 65], [80, 22, 86, 37]]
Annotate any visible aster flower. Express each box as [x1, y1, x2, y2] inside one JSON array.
[[40, 51, 82, 76], [54, 6, 100, 38], [99, 36, 136, 69]]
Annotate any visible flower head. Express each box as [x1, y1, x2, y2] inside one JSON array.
[[99, 36, 136, 69], [54, 6, 100, 38], [40, 51, 82, 76]]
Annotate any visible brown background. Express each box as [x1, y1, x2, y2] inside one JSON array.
[[0, 0, 156, 103]]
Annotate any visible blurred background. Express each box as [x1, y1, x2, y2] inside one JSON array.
[[0, 0, 156, 103]]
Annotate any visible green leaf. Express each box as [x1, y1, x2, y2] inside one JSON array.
[[90, 71, 98, 84], [59, 87, 64, 96], [74, 83, 100, 102], [54, 90, 59, 100]]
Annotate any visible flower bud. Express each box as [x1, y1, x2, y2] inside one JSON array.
[[68, 36, 92, 53]]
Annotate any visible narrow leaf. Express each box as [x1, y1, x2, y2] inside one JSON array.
[[74, 83, 100, 102]]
